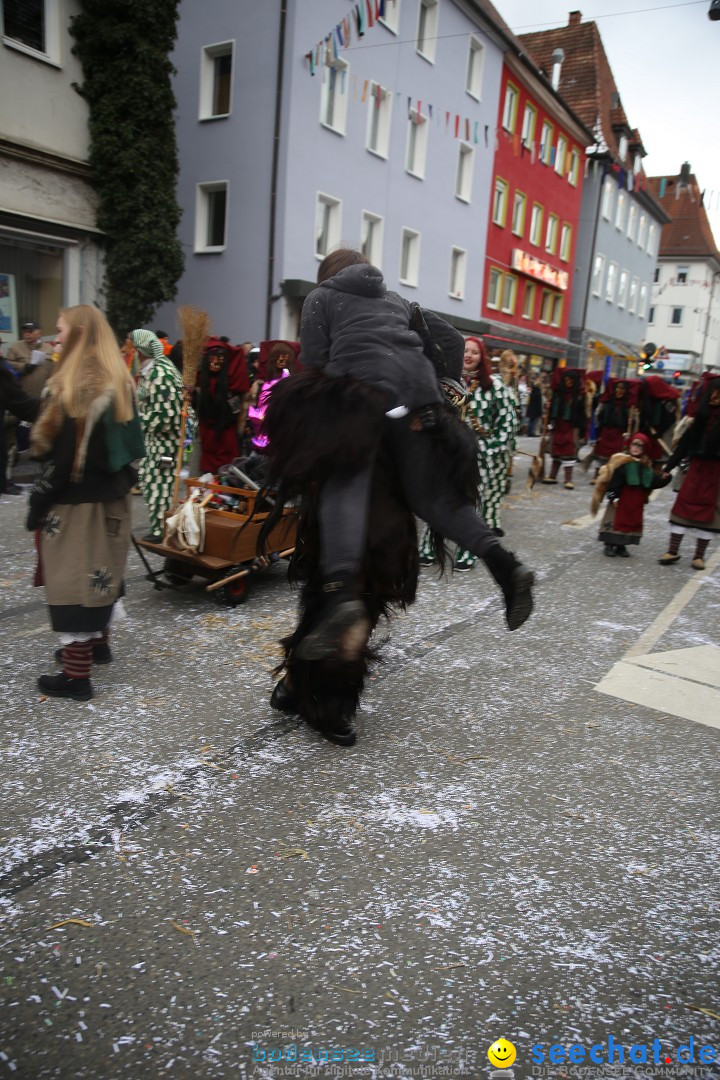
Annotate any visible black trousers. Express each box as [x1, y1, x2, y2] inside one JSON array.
[[319, 416, 499, 577]]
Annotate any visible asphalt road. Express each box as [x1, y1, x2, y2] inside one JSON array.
[[1, 440, 719, 1079]]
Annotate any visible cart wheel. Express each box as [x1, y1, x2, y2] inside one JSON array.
[[214, 577, 250, 607], [163, 559, 193, 585]]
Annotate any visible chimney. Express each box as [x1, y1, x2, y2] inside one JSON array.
[[551, 48, 565, 90], [680, 162, 691, 184], [569, 10, 582, 25]]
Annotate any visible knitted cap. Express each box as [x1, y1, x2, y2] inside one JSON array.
[[130, 328, 164, 362]]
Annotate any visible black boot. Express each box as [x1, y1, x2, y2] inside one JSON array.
[[270, 677, 299, 714], [294, 575, 370, 662], [38, 672, 93, 701], [483, 545, 535, 631]]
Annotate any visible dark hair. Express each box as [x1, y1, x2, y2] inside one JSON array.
[[316, 248, 369, 284]]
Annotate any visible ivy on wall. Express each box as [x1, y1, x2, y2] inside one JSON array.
[[69, 0, 184, 336]]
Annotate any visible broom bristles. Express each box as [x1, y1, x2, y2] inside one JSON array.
[[178, 305, 211, 388]]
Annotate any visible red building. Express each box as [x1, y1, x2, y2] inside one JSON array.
[[481, 58, 591, 367]]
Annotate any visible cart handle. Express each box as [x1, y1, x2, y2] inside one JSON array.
[[205, 547, 296, 592]]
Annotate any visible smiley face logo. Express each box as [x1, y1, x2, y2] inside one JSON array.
[[487, 1039, 517, 1068]]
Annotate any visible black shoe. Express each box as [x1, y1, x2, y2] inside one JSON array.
[[483, 545, 535, 631], [615, 545, 630, 558], [453, 560, 475, 573], [141, 533, 163, 544], [38, 673, 93, 701], [2, 483, 22, 495], [270, 678, 299, 714], [55, 644, 112, 666], [493, 527, 505, 537], [604, 545, 616, 558], [321, 719, 357, 747], [294, 575, 370, 662], [419, 556, 435, 567]]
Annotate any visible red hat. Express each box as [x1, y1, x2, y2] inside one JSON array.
[[628, 431, 652, 451]]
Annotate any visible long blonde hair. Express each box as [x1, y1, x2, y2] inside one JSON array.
[[50, 305, 134, 422]]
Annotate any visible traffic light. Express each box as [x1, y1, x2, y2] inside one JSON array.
[[673, 371, 682, 383], [640, 342, 657, 371]]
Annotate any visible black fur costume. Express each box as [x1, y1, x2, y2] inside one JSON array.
[[259, 369, 478, 741]]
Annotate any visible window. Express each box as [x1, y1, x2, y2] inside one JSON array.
[[639, 283, 648, 318], [647, 305, 654, 325], [366, 82, 392, 157], [670, 307, 683, 326], [629, 277, 639, 314], [522, 283, 536, 320], [559, 223, 572, 262], [521, 103, 536, 147], [466, 36, 484, 99], [545, 214, 558, 255], [676, 265, 689, 284], [416, 0, 438, 62], [647, 222, 657, 255], [568, 147, 580, 186], [405, 108, 428, 177], [637, 213, 647, 249], [501, 274, 517, 314], [618, 134, 628, 160], [195, 182, 228, 252], [529, 203, 543, 247], [511, 191, 526, 237], [502, 82, 519, 133], [492, 178, 508, 226], [627, 203, 637, 242], [617, 269, 628, 308], [653, 266, 660, 284], [1, 0, 58, 62], [615, 191, 626, 231], [315, 192, 342, 258], [487, 268, 502, 309], [361, 211, 384, 267], [601, 177, 614, 220], [449, 247, 467, 299], [378, 0, 400, 33], [540, 290, 562, 327], [455, 143, 474, 202], [555, 136, 567, 177], [199, 42, 233, 119], [400, 228, 420, 286], [540, 121, 553, 165], [606, 262, 617, 303], [592, 254, 605, 296], [320, 59, 349, 133]]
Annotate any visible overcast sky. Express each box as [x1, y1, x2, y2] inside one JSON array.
[[497, 0, 720, 243]]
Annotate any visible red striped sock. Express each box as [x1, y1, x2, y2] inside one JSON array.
[[694, 538, 710, 561], [62, 641, 92, 680], [668, 532, 683, 556]]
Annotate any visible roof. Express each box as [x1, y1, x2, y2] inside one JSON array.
[[646, 173, 720, 262], [517, 15, 642, 168]]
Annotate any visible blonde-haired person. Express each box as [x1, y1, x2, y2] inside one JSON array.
[[28, 305, 145, 701]]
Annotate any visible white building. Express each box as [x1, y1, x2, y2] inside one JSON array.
[[0, 0, 103, 349], [647, 169, 720, 374]]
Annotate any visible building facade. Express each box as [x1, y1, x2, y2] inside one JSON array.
[[0, 0, 103, 349], [647, 169, 720, 374], [519, 12, 669, 376]]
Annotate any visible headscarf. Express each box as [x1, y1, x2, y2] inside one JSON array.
[[130, 329, 164, 364]]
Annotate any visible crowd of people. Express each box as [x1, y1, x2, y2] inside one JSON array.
[[0, 280, 718, 743]]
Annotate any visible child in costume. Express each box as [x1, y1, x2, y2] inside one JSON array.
[[592, 432, 670, 558]]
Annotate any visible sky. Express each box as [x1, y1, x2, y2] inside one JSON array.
[[496, 0, 720, 243]]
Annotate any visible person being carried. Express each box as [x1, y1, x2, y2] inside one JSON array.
[[591, 432, 670, 558]]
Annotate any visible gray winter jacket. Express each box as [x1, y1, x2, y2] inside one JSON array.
[[299, 264, 463, 411]]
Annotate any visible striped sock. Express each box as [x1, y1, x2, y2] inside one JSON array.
[[668, 532, 683, 556], [693, 538, 709, 561], [62, 641, 92, 680]]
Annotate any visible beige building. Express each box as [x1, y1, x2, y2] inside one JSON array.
[[0, 0, 103, 349]]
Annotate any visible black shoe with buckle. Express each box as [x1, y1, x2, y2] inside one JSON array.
[[38, 673, 93, 701], [270, 678, 299, 715], [294, 575, 370, 662]]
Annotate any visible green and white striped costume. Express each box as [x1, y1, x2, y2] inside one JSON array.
[[420, 374, 517, 567], [133, 330, 183, 537]]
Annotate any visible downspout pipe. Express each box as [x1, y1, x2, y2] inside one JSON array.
[[576, 161, 605, 368], [266, 0, 288, 340]]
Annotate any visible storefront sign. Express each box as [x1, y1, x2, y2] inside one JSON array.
[[511, 249, 569, 291]]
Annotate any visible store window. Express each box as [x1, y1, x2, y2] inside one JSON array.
[[0, 237, 64, 345]]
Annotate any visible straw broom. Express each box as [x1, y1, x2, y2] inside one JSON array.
[[171, 305, 211, 508]]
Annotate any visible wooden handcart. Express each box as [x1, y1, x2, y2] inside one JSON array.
[[133, 477, 297, 606]]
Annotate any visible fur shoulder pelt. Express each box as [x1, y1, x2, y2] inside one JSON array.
[[31, 383, 115, 483], [591, 452, 632, 516]]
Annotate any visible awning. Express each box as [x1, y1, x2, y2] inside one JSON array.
[[587, 334, 640, 362]]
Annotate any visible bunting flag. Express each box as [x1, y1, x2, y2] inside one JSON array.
[[465, 118, 470, 142], [361, 79, 368, 103]]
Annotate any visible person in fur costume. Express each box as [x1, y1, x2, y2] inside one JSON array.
[[659, 373, 720, 570], [592, 431, 670, 557], [28, 306, 144, 701], [194, 337, 250, 473], [259, 249, 534, 747], [541, 368, 587, 489]]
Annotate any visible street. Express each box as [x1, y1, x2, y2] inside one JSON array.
[[1, 438, 719, 1080]]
